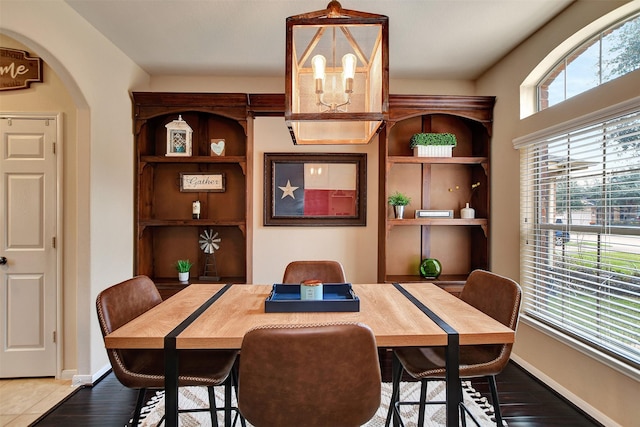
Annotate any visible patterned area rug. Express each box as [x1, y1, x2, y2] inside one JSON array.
[[137, 381, 504, 426]]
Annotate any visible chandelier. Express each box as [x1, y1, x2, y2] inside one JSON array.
[[285, 1, 389, 144]]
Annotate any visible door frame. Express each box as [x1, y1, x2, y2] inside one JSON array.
[[1, 112, 63, 378]]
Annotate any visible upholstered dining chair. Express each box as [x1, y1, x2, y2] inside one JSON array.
[[237, 322, 381, 427], [96, 275, 243, 426], [281, 260, 347, 284], [387, 269, 522, 427]]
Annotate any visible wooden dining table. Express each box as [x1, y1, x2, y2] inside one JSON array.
[[104, 282, 514, 427]]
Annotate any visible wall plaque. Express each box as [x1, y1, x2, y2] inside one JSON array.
[[180, 173, 225, 192], [0, 48, 43, 91]]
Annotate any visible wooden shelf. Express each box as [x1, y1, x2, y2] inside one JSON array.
[[378, 95, 495, 286], [133, 92, 251, 288], [140, 155, 246, 164], [387, 218, 487, 227], [139, 219, 245, 227], [388, 156, 488, 165]]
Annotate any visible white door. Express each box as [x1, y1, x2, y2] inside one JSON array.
[[0, 115, 59, 377]]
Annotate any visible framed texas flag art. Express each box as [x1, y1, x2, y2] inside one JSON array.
[[264, 153, 366, 226]]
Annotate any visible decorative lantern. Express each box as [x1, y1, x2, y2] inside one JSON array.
[[285, 1, 389, 145], [165, 115, 193, 156]]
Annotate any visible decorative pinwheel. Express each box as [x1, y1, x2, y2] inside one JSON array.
[[199, 229, 220, 254], [198, 229, 221, 281]]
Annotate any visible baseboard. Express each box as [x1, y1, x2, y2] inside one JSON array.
[[60, 369, 76, 380], [72, 364, 111, 387], [510, 355, 619, 427]]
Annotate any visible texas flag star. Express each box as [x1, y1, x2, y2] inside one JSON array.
[[278, 180, 299, 199]]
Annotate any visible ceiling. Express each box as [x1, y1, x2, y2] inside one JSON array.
[[65, 0, 573, 80]]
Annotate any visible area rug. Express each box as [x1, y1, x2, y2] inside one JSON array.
[[136, 381, 505, 426]]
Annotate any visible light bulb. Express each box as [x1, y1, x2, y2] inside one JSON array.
[[342, 53, 356, 93], [311, 54, 326, 94]]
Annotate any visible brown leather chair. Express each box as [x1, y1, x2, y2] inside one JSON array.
[[238, 322, 381, 427], [282, 260, 346, 283], [96, 275, 242, 426], [387, 270, 522, 427]]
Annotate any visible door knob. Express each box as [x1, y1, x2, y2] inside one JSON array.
[[0, 257, 7, 265]]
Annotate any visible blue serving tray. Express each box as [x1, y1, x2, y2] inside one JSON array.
[[264, 283, 360, 313]]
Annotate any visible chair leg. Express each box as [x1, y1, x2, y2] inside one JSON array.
[[231, 366, 247, 427], [417, 380, 428, 426], [130, 388, 147, 427], [458, 380, 468, 427], [487, 375, 504, 426], [208, 386, 220, 427], [385, 353, 403, 427]]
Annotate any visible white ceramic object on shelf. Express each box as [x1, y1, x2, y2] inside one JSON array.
[[461, 203, 475, 219], [178, 272, 189, 283]]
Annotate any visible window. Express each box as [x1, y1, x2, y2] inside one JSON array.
[[538, 13, 640, 111], [516, 98, 640, 368]]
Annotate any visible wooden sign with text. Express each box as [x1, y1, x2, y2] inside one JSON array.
[[0, 48, 43, 91]]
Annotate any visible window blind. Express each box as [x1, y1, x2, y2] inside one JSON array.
[[517, 100, 640, 368]]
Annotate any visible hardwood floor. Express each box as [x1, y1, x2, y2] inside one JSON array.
[[31, 361, 602, 426]]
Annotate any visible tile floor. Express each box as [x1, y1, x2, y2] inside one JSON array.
[[0, 377, 77, 427]]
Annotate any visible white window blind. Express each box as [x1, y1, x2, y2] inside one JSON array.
[[516, 99, 640, 368]]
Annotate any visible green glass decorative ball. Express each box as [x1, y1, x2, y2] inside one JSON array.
[[419, 258, 442, 279]]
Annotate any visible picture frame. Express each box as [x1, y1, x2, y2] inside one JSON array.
[[264, 153, 366, 226], [180, 173, 225, 192]]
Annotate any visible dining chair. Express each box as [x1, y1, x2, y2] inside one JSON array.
[[281, 260, 346, 283], [96, 275, 244, 426], [386, 269, 522, 427], [237, 322, 381, 427]]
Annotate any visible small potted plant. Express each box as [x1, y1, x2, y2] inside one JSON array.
[[409, 132, 457, 157], [388, 191, 411, 219], [175, 259, 193, 283]]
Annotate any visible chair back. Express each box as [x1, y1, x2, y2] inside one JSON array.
[[282, 260, 346, 284], [461, 270, 522, 331], [238, 322, 381, 427], [96, 275, 163, 388], [459, 269, 522, 374]]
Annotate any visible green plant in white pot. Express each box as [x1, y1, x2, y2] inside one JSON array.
[[409, 133, 457, 157], [175, 259, 193, 283], [388, 191, 411, 219]]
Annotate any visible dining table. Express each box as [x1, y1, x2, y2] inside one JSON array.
[[104, 282, 515, 427]]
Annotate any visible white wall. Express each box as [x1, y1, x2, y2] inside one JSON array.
[[0, 0, 150, 381], [477, 1, 640, 426]]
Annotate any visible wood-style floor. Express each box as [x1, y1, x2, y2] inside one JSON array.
[[31, 360, 602, 427]]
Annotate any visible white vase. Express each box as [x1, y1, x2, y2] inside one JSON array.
[[461, 203, 475, 219], [178, 271, 189, 282]]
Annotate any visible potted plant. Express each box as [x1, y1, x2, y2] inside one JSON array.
[[409, 133, 457, 157], [388, 191, 411, 219], [175, 259, 193, 283]]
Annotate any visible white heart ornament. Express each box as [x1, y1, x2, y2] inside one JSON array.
[[210, 140, 225, 156]]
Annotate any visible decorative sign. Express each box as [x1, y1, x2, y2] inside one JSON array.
[[180, 173, 225, 192], [0, 48, 43, 91], [210, 139, 226, 156]]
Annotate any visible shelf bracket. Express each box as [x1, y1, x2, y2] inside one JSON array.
[[239, 161, 247, 175], [481, 162, 488, 175], [481, 224, 488, 237], [138, 225, 147, 239], [237, 224, 246, 237]]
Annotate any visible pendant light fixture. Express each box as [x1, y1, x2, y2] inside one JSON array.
[[285, 1, 389, 144]]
